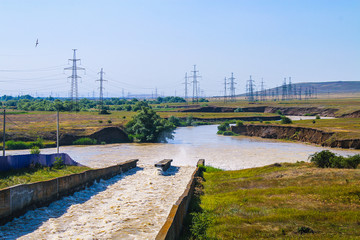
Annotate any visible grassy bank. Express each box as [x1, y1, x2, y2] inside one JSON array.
[[188, 162, 360, 239], [0, 166, 91, 189]]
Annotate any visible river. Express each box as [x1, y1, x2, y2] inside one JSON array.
[[0, 125, 358, 239]]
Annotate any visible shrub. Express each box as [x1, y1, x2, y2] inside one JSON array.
[[190, 211, 212, 239], [30, 146, 40, 154], [276, 110, 283, 115], [316, 115, 321, 119], [309, 150, 336, 168], [234, 108, 243, 112], [265, 121, 271, 124], [186, 115, 194, 126], [98, 120, 103, 123], [223, 131, 235, 136], [107, 119, 112, 123], [5, 140, 30, 150], [31, 137, 44, 148], [169, 116, 181, 127], [126, 107, 175, 142], [235, 120, 244, 126], [217, 122, 230, 131], [73, 137, 97, 145], [53, 157, 65, 169], [101, 141, 106, 145], [281, 116, 292, 124], [310, 150, 360, 169]]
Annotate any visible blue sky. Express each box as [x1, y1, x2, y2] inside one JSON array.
[[0, 0, 359, 97]]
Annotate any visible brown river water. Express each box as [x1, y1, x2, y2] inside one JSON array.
[[0, 125, 358, 239]]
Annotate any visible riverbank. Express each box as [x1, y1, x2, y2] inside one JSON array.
[[186, 162, 360, 239], [231, 118, 360, 149]]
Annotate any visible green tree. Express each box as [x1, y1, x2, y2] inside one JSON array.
[[126, 107, 175, 142]]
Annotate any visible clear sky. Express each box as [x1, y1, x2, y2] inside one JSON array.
[[0, 0, 359, 98]]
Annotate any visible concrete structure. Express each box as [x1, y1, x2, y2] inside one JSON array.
[[155, 159, 173, 171], [156, 159, 205, 240], [0, 159, 138, 225], [0, 153, 82, 172]]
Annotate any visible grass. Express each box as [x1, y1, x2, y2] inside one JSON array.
[[189, 162, 360, 239], [0, 165, 91, 189]]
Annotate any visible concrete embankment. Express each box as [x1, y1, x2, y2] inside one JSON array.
[[231, 125, 360, 149], [0, 159, 138, 225], [156, 159, 205, 240]]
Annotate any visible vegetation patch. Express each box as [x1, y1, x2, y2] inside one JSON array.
[[309, 150, 360, 169], [126, 107, 175, 142], [0, 165, 91, 189], [73, 137, 97, 145], [186, 162, 360, 239]]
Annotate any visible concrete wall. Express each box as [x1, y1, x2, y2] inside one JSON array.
[[156, 160, 204, 240], [0, 159, 138, 225], [0, 153, 82, 172]]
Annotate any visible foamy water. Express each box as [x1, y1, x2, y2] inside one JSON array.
[[0, 165, 195, 239]]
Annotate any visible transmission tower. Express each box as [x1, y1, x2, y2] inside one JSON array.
[[223, 77, 227, 103], [189, 65, 201, 103], [64, 49, 85, 111], [281, 78, 287, 101], [228, 72, 236, 102], [246, 75, 255, 102], [96, 68, 107, 111], [288, 77, 293, 100], [260, 78, 265, 101], [182, 72, 190, 102]]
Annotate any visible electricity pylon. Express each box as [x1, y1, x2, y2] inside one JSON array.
[[96, 68, 107, 111], [64, 49, 85, 111]]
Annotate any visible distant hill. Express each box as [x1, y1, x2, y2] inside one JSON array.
[[236, 81, 360, 96]]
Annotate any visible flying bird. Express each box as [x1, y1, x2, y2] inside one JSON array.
[[35, 39, 39, 47]]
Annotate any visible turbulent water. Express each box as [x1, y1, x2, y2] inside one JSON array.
[[1, 125, 359, 239]]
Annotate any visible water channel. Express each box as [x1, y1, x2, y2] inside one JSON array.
[[1, 125, 358, 239]]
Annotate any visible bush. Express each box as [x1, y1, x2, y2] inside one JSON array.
[[276, 110, 283, 115], [309, 150, 360, 169], [5, 140, 30, 150], [126, 107, 175, 142], [217, 122, 230, 131], [30, 146, 40, 154], [190, 211, 212, 239], [235, 120, 244, 126], [316, 115, 321, 119], [186, 115, 194, 126], [169, 116, 181, 127], [281, 116, 292, 124], [107, 119, 112, 123], [98, 120, 103, 123], [223, 131, 236, 136], [31, 137, 44, 148], [234, 108, 243, 112], [53, 157, 65, 169], [73, 137, 97, 145]]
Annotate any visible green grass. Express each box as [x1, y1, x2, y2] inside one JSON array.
[[188, 162, 360, 239], [0, 165, 91, 189]]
